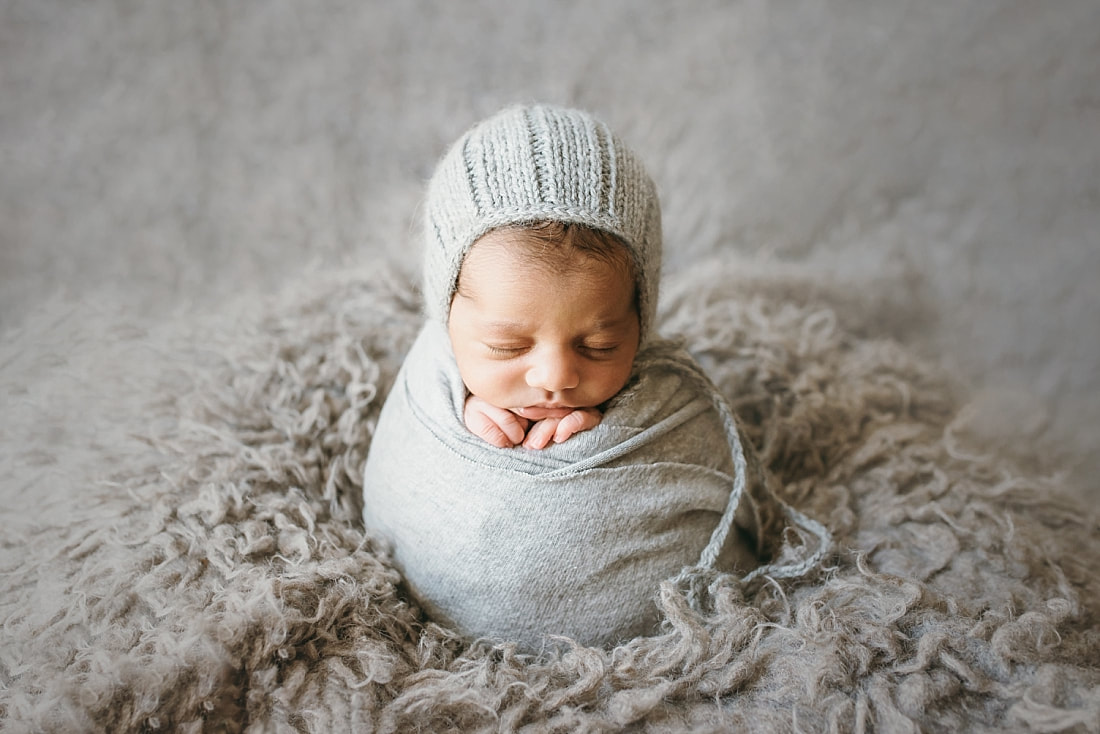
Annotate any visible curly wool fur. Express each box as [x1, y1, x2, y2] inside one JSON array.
[[1, 259, 1098, 733]]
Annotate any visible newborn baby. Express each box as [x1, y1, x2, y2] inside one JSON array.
[[362, 104, 828, 650]]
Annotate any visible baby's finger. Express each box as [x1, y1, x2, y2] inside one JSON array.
[[465, 398, 526, 447], [553, 409, 601, 443], [495, 410, 530, 445], [471, 417, 517, 448], [522, 418, 559, 450]]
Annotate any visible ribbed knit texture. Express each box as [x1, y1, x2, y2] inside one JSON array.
[[423, 104, 662, 341]]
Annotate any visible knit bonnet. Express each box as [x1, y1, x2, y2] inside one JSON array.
[[422, 104, 663, 341]]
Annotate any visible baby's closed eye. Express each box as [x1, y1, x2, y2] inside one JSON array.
[[578, 343, 623, 359], [484, 343, 530, 358]]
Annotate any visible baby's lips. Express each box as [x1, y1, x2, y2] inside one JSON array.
[[514, 405, 575, 421]]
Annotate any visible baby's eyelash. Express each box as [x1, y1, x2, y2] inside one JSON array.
[[482, 343, 621, 358], [486, 345, 526, 356], [580, 344, 620, 356]]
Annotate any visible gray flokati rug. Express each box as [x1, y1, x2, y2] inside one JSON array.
[[2, 259, 1098, 733]]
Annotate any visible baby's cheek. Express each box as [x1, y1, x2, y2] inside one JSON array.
[[591, 364, 633, 403], [463, 362, 523, 405]]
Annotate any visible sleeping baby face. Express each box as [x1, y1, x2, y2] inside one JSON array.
[[447, 226, 640, 421]]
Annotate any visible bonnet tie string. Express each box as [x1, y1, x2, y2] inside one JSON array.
[[638, 342, 833, 611]]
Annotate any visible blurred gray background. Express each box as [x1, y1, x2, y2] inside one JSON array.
[[2, 1, 1097, 494]]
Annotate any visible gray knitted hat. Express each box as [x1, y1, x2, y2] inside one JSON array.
[[422, 104, 663, 341]]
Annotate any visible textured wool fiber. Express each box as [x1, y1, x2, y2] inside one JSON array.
[[3, 3, 1098, 731], [2, 257, 1097, 732]]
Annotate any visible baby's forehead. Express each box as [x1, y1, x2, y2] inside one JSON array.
[[459, 241, 632, 302], [462, 225, 636, 275]]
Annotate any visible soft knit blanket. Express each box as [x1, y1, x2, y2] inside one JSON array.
[[2, 258, 1097, 732], [362, 321, 829, 651]]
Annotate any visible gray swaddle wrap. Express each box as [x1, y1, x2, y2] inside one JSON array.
[[362, 322, 831, 649]]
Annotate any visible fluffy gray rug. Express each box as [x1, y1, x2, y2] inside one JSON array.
[[3, 2, 1099, 731], [2, 258, 1097, 732]]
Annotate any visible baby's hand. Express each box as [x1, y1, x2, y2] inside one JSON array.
[[521, 408, 602, 450], [463, 398, 602, 450], [463, 396, 531, 448]]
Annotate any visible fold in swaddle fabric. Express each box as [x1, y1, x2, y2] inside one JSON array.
[[362, 322, 830, 650]]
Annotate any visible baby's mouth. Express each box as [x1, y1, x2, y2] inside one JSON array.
[[513, 405, 575, 420]]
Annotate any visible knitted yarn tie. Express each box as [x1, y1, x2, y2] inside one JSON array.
[[636, 343, 834, 612]]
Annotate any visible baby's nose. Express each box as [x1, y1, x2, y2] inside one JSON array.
[[526, 350, 580, 393]]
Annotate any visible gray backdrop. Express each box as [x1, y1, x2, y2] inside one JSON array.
[[2, 1, 1097, 497]]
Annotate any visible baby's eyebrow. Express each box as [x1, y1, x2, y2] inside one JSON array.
[[479, 317, 633, 338], [591, 316, 633, 331], [481, 320, 531, 335]]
